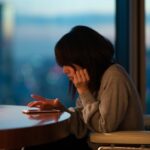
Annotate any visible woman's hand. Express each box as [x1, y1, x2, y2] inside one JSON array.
[[28, 94, 66, 111], [72, 65, 90, 94]]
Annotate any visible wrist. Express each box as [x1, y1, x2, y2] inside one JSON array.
[[77, 88, 90, 94]]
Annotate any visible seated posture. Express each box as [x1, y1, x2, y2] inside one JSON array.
[[27, 25, 144, 150]]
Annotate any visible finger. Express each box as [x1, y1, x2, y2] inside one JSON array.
[[27, 101, 35, 107], [31, 94, 48, 101], [28, 101, 44, 107], [53, 99, 66, 111], [72, 72, 78, 84], [76, 71, 82, 82], [39, 104, 49, 110], [53, 99, 62, 107], [79, 70, 86, 82], [83, 69, 90, 81], [53, 98, 59, 105], [73, 72, 82, 88]]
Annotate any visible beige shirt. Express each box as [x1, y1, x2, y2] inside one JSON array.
[[68, 64, 144, 138]]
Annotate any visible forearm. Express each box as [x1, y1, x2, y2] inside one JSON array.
[[78, 84, 128, 133], [67, 107, 88, 139]]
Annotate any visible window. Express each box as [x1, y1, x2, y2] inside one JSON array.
[[0, 0, 115, 107], [145, 0, 150, 113]]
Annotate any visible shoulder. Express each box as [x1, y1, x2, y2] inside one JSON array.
[[103, 64, 129, 79], [101, 64, 131, 86]]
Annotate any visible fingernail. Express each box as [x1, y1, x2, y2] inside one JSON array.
[[54, 98, 58, 104]]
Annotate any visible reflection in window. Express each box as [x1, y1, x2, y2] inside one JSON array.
[[145, 0, 150, 113], [0, 0, 115, 107]]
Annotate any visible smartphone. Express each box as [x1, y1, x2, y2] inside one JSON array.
[[22, 108, 61, 114]]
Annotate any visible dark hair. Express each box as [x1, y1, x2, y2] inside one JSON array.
[[55, 25, 115, 98]]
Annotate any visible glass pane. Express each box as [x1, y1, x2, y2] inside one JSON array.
[[0, 0, 115, 107], [145, 0, 150, 113]]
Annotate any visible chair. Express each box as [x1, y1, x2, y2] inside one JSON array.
[[89, 115, 150, 150]]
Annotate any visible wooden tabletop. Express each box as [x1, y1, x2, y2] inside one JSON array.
[[0, 105, 71, 149]]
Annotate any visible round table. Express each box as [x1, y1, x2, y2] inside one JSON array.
[[0, 105, 71, 149]]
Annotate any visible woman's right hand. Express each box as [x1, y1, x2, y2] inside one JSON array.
[[28, 94, 66, 111]]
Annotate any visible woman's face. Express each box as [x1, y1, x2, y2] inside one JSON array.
[[63, 64, 82, 81]]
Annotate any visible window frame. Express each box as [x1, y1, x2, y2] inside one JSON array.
[[116, 0, 146, 111]]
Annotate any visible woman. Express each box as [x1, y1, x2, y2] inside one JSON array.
[[27, 25, 144, 149]]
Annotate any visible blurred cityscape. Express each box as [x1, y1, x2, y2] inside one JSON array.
[[0, 8, 115, 107], [0, 1, 150, 113]]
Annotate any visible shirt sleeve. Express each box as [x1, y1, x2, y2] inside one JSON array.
[[79, 74, 129, 133], [68, 106, 88, 138]]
